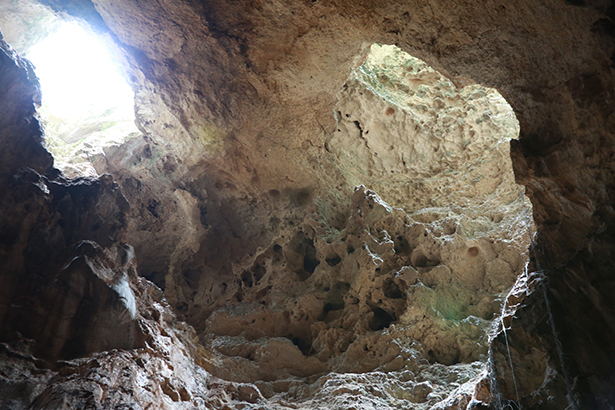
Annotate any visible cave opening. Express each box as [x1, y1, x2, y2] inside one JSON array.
[[26, 21, 140, 178], [192, 43, 537, 405], [1, 7, 140, 178]]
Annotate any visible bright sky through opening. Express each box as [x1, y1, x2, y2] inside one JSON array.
[[26, 22, 134, 122]]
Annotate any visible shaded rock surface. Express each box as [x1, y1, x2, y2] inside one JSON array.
[[0, 0, 615, 409], [0, 40, 141, 360]]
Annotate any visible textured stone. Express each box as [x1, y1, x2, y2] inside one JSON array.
[[0, 0, 615, 408]]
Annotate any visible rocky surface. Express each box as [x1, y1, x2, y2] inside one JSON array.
[[0, 37, 139, 359], [1, 0, 615, 409]]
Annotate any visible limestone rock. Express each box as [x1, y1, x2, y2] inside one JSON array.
[[1, 0, 615, 408]]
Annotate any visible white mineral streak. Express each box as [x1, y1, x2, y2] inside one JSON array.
[[112, 278, 137, 321]]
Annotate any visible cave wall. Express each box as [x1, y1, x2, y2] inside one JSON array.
[[1, 0, 615, 409]]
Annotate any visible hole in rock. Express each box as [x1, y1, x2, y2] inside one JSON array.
[[301, 239, 320, 276], [325, 254, 342, 266], [383, 279, 404, 299], [20, 19, 139, 178], [240, 270, 254, 288], [291, 336, 313, 356], [290, 189, 312, 206], [324, 43, 535, 373], [411, 248, 440, 268], [369, 307, 396, 331], [303, 256, 319, 276], [393, 235, 411, 254], [251, 264, 267, 283]]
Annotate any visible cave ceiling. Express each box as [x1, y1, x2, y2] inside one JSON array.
[[0, 0, 615, 409]]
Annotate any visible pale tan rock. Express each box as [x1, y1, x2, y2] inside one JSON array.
[[1, 0, 614, 408]]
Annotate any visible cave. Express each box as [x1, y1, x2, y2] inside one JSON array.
[[25, 20, 140, 178], [1, 0, 614, 409]]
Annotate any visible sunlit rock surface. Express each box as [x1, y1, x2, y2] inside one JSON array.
[[332, 44, 530, 240], [197, 183, 531, 408], [1, 0, 615, 409]]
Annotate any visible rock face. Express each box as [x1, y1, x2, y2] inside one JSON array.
[[0, 40, 141, 359], [1, 0, 615, 409]]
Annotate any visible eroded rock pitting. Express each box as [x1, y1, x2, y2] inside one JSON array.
[[186, 45, 534, 407], [1, 0, 615, 409]]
